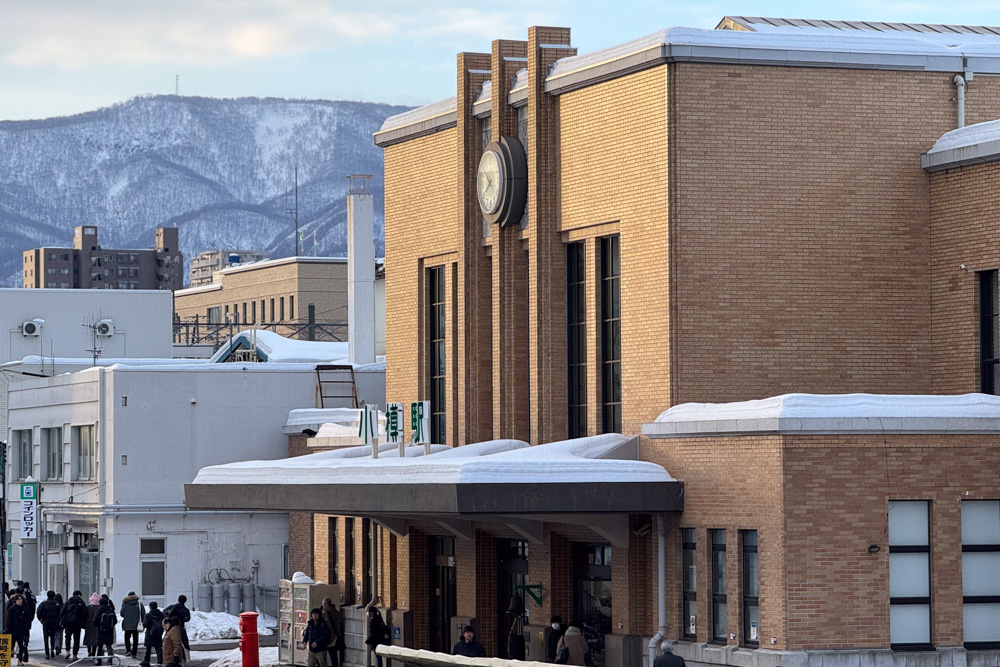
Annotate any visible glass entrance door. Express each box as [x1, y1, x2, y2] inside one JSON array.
[[428, 537, 456, 653], [77, 552, 99, 597], [496, 540, 529, 659], [573, 543, 612, 667]]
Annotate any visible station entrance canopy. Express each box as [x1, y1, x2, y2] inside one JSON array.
[[184, 434, 683, 547]]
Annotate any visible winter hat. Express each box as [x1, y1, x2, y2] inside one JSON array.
[[128, 591, 136, 596], [89, 593, 101, 605]]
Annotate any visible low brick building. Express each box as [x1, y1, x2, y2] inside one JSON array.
[[189, 16, 1000, 667]]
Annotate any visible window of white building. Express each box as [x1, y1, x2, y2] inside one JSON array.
[[889, 500, 931, 649], [72, 425, 95, 481], [13, 430, 32, 480], [140, 538, 166, 597], [962, 500, 1000, 648], [43, 427, 62, 480]]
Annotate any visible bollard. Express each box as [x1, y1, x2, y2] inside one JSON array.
[[239, 611, 260, 667]]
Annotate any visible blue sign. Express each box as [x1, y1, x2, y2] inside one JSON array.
[[393, 627, 401, 640]]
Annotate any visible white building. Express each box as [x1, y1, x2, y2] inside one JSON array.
[[0, 288, 174, 433], [4, 362, 326, 612]]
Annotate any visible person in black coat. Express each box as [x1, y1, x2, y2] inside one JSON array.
[[545, 615, 566, 663], [6, 594, 32, 666], [36, 590, 63, 658], [364, 607, 389, 667], [303, 609, 332, 667], [452, 626, 485, 658], [653, 640, 686, 667], [61, 590, 88, 660], [95, 600, 118, 665], [141, 601, 165, 667], [164, 595, 191, 650]]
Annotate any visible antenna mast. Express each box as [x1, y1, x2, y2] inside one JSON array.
[[175, 75, 179, 96], [288, 165, 300, 256]]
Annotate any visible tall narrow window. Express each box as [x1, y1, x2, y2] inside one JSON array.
[[280, 297, 285, 322], [44, 427, 62, 481], [889, 500, 932, 650], [517, 106, 529, 229], [73, 425, 95, 481], [345, 517, 356, 605], [290, 295, 295, 320], [270, 298, 275, 321], [328, 517, 339, 587], [13, 430, 32, 480], [682, 528, 697, 640], [252, 301, 257, 323], [601, 236, 621, 433], [981, 270, 999, 394], [741, 530, 759, 646], [710, 530, 729, 642], [567, 242, 586, 438], [429, 267, 446, 444], [961, 500, 1000, 648], [711, 529, 727, 642]]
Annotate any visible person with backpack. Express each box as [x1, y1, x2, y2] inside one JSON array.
[[302, 608, 332, 667], [61, 590, 88, 660], [95, 597, 117, 665], [164, 595, 191, 654], [140, 601, 164, 666], [364, 607, 390, 667], [121, 591, 146, 658], [6, 594, 32, 666], [36, 590, 63, 659]]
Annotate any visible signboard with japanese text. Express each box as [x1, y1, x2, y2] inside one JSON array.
[[410, 401, 430, 444], [0, 633, 11, 667], [386, 403, 404, 445], [358, 405, 379, 445], [20, 482, 37, 539]]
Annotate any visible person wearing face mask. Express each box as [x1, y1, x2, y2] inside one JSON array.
[[545, 615, 566, 663]]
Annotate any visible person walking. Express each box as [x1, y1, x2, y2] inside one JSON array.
[[53, 593, 65, 656], [320, 598, 343, 667], [140, 601, 165, 666], [95, 596, 118, 665], [545, 615, 567, 663], [364, 607, 389, 667], [84, 592, 102, 658], [164, 595, 191, 655], [121, 591, 146, 658], [653, 640, 686, 667], [61, 590, 88, 660], [6, 594, 32, 666], [161, 617, 184, 666], [554, 619, 590, 666], [36, 590, 63, 659], [303, 608, 332, 667], [452, 626, 485, 658]]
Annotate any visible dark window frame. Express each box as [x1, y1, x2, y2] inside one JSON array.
[[682, 528, 697, 640], [741, 530, 759, 647], [429, 266, 446, 444], [888, 500, 933, 652], [567, 242, 587, 438], [600, 235, 621, 433], [961, 500, 1000, 650], [980, 270, 999, 394], [711, 529, 727, 643]]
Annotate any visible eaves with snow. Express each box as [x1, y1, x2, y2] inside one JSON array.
[[210, 329, 383, 369], [642, 393, 1000, 438]]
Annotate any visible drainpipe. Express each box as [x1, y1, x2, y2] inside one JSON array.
[[647, 515, 667, 667], [954, 74, 966, 128]]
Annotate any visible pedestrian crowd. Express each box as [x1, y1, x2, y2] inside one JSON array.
[[1, 583, 193, 667]]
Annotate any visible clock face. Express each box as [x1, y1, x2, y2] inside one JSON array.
[[477, 149, 505, 215]]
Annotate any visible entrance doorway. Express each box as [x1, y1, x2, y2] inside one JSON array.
[[496, 540, 529, 659], [573, 543, 612, 667], [428, 537, 456, 653]]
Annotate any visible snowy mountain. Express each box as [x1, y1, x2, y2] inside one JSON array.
[[0, 95, 410, 286]]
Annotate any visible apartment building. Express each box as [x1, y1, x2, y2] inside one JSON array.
[[187, 17, 1000, 667], [23, 226, 183, 290], [189, 249, 269, 287]]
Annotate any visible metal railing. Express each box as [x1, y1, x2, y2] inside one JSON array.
[[172, 318, 347, 350]]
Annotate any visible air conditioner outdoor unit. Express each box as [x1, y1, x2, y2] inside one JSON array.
[[95, 319, 114, 337], [21, 319, 42, 337]]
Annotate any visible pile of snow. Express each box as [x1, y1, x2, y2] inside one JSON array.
[[207, 646, 280, 667], [187, 609, 276, 641]]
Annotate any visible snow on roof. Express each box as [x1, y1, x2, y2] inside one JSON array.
[[643, 393, 1000, 437], [7, 356, 204, 368], [210, 329, 349, 364], [192, 433, 672, 486], [476, 80, 492, 104], [378, 96, 457, 133], [927, 118, 1000, 154]]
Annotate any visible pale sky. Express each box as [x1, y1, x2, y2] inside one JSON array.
[[4, 0, 1000, 121]]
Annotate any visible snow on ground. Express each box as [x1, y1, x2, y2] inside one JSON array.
[[187, 609, 276, 640], [205, 646, 279, 667]]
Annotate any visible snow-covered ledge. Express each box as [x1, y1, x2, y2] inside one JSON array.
[[642, 393, 1000, 438]]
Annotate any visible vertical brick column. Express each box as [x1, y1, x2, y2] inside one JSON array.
[[289, 511, 314, 576], [525, 27, 576, 445], [489, 38, 530, 441]]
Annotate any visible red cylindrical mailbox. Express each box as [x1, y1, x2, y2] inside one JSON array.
[[239, 611, 260, 667]]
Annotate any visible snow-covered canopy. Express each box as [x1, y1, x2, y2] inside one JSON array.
[[643, 393, 1000, 437], [211, 329, 349, 364]]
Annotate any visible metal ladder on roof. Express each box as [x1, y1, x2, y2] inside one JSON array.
[[316, 364, 359, 408]]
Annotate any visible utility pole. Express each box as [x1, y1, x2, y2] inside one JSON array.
[[288, 166, 300, 256]]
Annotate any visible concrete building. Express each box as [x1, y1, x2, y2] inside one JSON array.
[[4, 363, 319, 611], [0, 288, 174, 433], [23, 226, 183, 290], [188, 16, 1000, 667], [189, 249, 269, 287], [173, 257, 385, 351]]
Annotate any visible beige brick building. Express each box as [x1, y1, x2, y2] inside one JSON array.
[[188, 17, 1000, 667], [173, 256, 385, 347]]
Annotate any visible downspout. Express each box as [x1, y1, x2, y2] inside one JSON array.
[[647, 514, 667, 667], [954, 74, 966, 128]]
